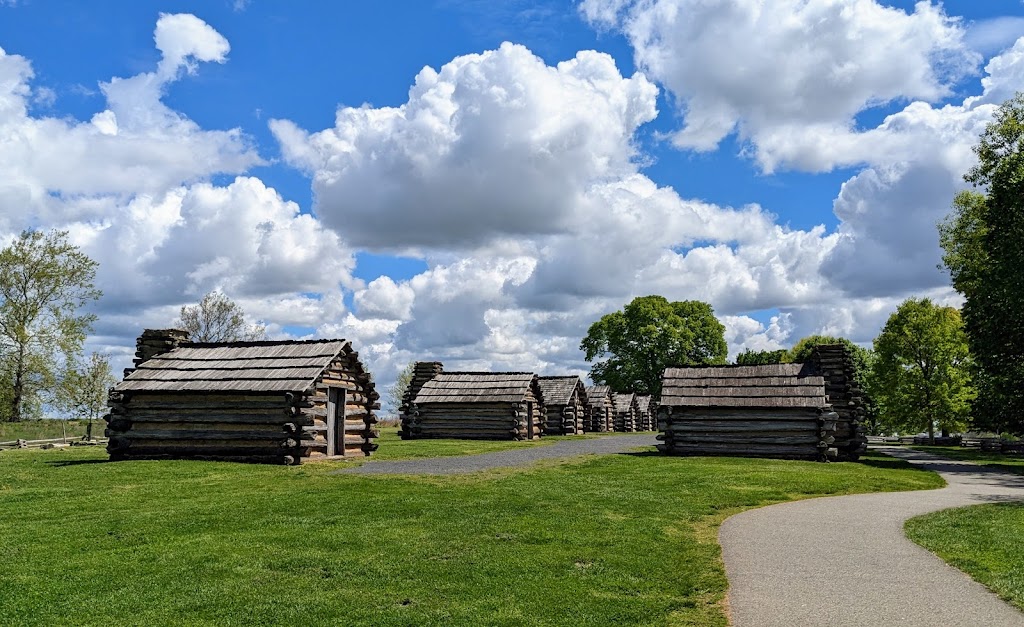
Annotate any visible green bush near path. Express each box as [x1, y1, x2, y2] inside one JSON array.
[[906, 503, 1024, 611], [0, 446, 941, 626]]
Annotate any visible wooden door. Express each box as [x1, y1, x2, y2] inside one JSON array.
[[526, 401, 534, 439], [326, 387, 347, 457]]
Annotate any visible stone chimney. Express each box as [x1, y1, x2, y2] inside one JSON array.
[[402, 361, 443, 413], [126, 329, 190, 377]]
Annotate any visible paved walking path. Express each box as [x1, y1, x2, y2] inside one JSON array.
[[338, 434, 657, 475], [721, 447, 1024, 626]]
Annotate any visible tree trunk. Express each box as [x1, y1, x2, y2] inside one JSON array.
[[8, 345, 24, 422]]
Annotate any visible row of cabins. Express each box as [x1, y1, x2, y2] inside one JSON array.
[[398, 362, 658, 440], [104, 331, 865, 464]]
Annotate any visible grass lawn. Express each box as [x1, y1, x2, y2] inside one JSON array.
[[910, 446, 1024, 475], [906, 503, 1024, 611], [0, 445, 942, 626], [0, 419, 97, 443], [370, 429, 560, 460]]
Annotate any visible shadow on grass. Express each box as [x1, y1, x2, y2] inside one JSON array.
[[858, 457, 919, 471], [618, 449, 661, 457], [45, 458, 113, 467]]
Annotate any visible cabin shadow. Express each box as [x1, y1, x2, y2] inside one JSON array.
[[45, 458, 112, 467]]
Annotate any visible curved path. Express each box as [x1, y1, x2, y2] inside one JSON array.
[[721, 447, 1024, 626], [337, 434, 657, 475]]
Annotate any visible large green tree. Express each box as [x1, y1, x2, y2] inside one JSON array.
[[580, 296, 727, 396], [939, 94, 1024, 434], [0, 231, 101, 422], [176, 291, 267, 343], [870, 298, 973, 442]]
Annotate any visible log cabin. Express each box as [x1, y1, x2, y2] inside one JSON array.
[[400, 363, 545, 440], [585, 385, 614, 432], [537, 376, 588, 435], [105, 329, 379, 465], [657, 363, 839, 461], [612, 392, 640, 432], [635, 394, 655, 431]]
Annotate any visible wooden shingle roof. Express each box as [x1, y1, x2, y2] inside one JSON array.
[[586, 385, 612, 409], [613, 392, 636, 412], [635, 394, 653, 412], [660, 363, 826, 408], [412, 372, 537, 404], [115, 339, 349, 393], [537, 376, 585, 406]]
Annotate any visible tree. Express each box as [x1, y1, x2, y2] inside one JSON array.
[[735, 348, 787, 365], [386, 362, 415, 417], [56, 352, 117, 439], [580, 296, 727, 396], [0, 230, 101, 422], [869, 298, 974, 442], [176, 291, 267, 342], [938, 94, 1024, 434]]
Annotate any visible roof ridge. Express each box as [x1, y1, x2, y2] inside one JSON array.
[[181, 338, 348, 348]]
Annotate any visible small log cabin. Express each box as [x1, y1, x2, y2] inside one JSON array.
[[400, 363, 545, 440], [537, 376, 588, 435], [585, 385, 614, 432], [635, 395, 656, 431], [106, 329, 379, 464], [657, 363, 839, 461], [612, 392, 640, 432]]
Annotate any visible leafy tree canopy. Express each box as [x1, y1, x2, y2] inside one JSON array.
[[0, 230, 100, 421], [580, 296, 727, 396], [176, 291, 267, 343], [869, 298, 973, 441], [939, 93, 1024, 434], [735, 349, 787, 365]]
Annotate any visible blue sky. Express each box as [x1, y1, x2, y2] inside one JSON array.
[[1, 0, 1022, 403]]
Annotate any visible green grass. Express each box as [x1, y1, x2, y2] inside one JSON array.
[[906, 503, 1024, 611], [0, 419, 97, 443], [911, 446, 1024, 475], [369, 428, 560, 460], [0, 446, 942, 626]]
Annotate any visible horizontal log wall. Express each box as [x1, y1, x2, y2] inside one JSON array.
[[543, 397, 585, 435], [403, 402, 524, 440], [106, 393, 302, 464], [657, 407, 837, 461], [302, 353, 380, 460]]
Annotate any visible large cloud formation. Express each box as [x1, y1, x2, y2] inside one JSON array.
[[0, 14, 356, 368]]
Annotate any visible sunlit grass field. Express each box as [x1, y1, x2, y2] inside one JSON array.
[[1, 442, 942, 626]]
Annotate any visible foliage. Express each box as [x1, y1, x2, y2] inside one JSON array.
[[176, 291, 267, 343], [385, 362, 415, 417], [906, 503, 1024, 611], [0, 230, 101, 422], [939, 94, 1024, 434], [581, 296, 727, 396], [870, 298, 973, 441], [735, 349, 787, 365], [0, 445, 940, 626], [55, 352, 117, 437]]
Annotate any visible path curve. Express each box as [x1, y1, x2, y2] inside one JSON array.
[[721, 447, 1024, 626], [337, 434, 657, 475]]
